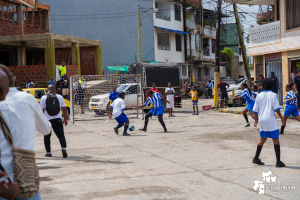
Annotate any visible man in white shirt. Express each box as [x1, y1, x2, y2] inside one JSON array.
[[40, 85, 68, 158], [0, 65, 52, 200], [108, 92, 133, 136], [253, 78, 285, 168], [25, 77, 35, 88], [165, 82, 175, 117]]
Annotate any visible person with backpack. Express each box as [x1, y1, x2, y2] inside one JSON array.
[[40, 85, 68, 158]]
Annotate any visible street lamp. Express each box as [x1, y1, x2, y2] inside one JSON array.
[[138, 5, 159, 62]]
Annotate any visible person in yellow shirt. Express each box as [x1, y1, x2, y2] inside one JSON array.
[[188, 86, 199, 115], [60, 62, 67, 78]]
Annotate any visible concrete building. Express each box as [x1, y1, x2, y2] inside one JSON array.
[[227, 0, 300, 105]]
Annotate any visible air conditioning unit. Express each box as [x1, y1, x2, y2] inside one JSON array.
[[166, 46, 170, 50], [158, 46, 163, 50], [163, 46, 166, 50]]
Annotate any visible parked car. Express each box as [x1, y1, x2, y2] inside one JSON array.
[[23, 88, 70, 119], [89, 83, 142, 115]]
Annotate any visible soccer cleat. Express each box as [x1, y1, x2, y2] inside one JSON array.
[[245, 123, 250, 127], [45, 152, 52, 157], [123, 132, 130, 136], [276, 161, 286, 168], [279, 131, 284, 135], [139, 128, 147, 132], [252, 158, 264, 165], [196, 113, 199, 115], [164, 129, 167, 133], [62, 149, 68, 158], [114, 127, 119, 135]]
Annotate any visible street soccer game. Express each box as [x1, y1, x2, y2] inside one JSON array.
[[1, 0, 300, 199]]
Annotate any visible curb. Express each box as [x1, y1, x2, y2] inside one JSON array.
[[218, 109, 296, 120]]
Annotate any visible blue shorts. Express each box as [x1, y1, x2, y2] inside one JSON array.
[[260, 129, 279, 139], [115, 113, 129, 124], [150, 106, 164, 116], [192, 100, 198, 106], [284, 104, 299, 117], [246, 101, 255, 111]]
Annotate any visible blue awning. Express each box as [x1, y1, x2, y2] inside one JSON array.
[[154, 26, 191, 35]]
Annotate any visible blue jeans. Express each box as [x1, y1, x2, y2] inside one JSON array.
[[0, 190, 41, 200]]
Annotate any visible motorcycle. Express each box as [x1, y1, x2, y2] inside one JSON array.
[[185, 86, 204, 98], [205, 87, 213, 99]]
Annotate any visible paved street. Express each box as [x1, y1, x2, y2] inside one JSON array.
[[36, 98, 300, 200]]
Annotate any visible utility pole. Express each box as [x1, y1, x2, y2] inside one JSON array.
[[233, 4, 251, 87], [213, 0, 222, 108], [138, 5, 142, 62]]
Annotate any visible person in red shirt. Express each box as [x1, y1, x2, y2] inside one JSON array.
[[150, 82, 159, 93]]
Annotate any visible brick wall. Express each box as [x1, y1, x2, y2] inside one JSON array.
[[187, 0, 201, 9], [65, 65, 79, 78], [0, 10, 49, 36], [55, 48, 72, 65], [8, 65, 47, 87], [80, 47, 95, 75], [26, 10, 47, 29]]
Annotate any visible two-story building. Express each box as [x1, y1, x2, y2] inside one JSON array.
[[228, 0, 300, 105]]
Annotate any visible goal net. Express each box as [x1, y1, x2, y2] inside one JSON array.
[[70, 74, 143, 123]]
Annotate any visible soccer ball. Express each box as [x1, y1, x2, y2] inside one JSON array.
[[129, 125, 135, 131]]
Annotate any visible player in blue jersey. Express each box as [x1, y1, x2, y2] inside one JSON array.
[[138, 90, 170, 132], [231, 83, 256, 127], [280, 83, 300, 134]]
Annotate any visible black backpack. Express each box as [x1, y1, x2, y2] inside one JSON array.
[[46, 93, 61, 116]]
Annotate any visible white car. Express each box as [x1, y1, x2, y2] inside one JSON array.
[[89, 83, 142, 115]]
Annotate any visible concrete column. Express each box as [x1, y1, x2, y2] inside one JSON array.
[[16, 4, 24, 34], [253, 56, 257, 81], [71, 43, 81, 75], [17, 42, 26, 66], [282, 51, 289, 101], [45, 10, 51, 32], [45, 39, 56, 80], [94, 45, 102, 75]]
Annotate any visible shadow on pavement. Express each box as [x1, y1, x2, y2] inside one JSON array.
[[284, 166, 300, 170]]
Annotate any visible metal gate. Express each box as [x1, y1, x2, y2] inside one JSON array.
[[265, 59, 283, 105]]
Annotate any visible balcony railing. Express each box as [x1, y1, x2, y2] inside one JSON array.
[[249, 21, 280, 47]]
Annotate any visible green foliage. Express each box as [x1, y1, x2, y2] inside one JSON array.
[[246, 34, 250, 44], [221, 47, 235, 60]]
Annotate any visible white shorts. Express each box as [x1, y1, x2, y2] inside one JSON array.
[[167, 98, 174, 108]]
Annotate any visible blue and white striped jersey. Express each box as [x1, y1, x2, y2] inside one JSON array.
[[240, 89, 255, 104], [286, 91, 297, 105], [144, 93, 163, 108], [252, 92, 258, 96]]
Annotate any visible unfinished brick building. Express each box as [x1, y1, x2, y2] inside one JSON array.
[[0, 0, 102, 87]]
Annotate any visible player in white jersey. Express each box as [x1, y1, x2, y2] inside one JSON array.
[[280, 83, 300, 134], [252, 78, 285, 167], [108, 92, 133, 136]]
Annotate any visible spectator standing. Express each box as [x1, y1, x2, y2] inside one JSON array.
[[270, 72, 280, 94], [76, 83, 85, 114], [60, 62, 67, 78], [61, 74, 70, 99], [26, 77, 35, 88], [256, 74, 264, 92], [150, 83, 159, 93], [48, 77, 54, 85], [206, 79, 213, 94], [218, 78, 230, 109], [40, 85, 68, 158], [165, 82, 175, 117], [291, 68, 297, 83], [188, 86, 199, 115], [0, 64, 52, 200], [293, 69, 300, 111]]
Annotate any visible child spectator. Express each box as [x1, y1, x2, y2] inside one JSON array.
[[189, 86, 199, 115], [252, 78, 285, 167], [150, 83, 159, 93]]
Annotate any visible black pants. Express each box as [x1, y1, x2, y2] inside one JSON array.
[[297, 94, 300, 110], [144, 112, 166, 130], [44, 118, 67, 152]]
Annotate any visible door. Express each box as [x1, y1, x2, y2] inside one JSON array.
[[265, 59, 283, 105]]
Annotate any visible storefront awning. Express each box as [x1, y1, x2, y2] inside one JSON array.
[[154, 26, 191, 35], [106, 66, 129, 72]]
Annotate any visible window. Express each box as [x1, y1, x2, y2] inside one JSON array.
[[198, 68, 201, 81], [286, 0, 300, 30], [176, 34, 182, 52], [203, 38, 210, 56], [195, 11, 201, 25], [182, 65, 187, 77], [35, 90, 45, 99], [196, 35, 201, 52], [212, 39, 216, 53], [204, 67, 209, 76], [174, 4, 181, 21], [126, 85, 137, 94], [157, 33, 170, 49]]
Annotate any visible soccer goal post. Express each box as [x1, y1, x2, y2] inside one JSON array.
[[70, 74, 144, 123]]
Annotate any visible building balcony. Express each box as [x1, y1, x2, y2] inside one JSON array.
[[257, 12, 275, 25], [186, 19, 195, 29], [187, 48, 201, 60], [249, 21, 280, 47]]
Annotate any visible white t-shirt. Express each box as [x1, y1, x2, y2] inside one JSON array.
[[165, 87, 175, 101], [40, 93, 66, 120], [111, 98, 126, 118], [253, 91, 281, 132]]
